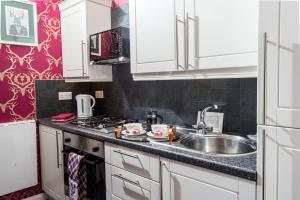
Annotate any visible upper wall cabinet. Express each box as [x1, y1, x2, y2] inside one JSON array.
[[194, 0, 258, 70], [59, 0, 113, 82], [130, 0, 178, 73], [129, 0, 259, 80]]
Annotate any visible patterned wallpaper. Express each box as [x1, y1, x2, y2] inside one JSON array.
[[0, 0, 126, 199], [0, 0, 63, 124]]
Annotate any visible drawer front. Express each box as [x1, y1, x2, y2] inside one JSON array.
[[109, 144, 159, 182], [111, 166, 160, 200]]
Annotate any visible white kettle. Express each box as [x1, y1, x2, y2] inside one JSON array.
[[75, 94, 96, 118]]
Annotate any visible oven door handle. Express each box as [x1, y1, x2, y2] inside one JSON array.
[[62, 150, 101, 166]]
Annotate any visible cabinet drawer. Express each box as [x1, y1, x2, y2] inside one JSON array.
[[105, 143, 159, 182], [111, 166, 160, 200]]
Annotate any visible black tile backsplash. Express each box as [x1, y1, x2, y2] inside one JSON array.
[[35, 80, 92, 119]]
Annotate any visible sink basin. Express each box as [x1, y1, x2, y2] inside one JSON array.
[[179, 134, 256, 155]]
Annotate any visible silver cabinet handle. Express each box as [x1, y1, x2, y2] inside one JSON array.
[[176, 15, 186, 70], [113, 150, 139, 159], [263, 32, 268, 125], [186, 13, 196, 70], [113, 174, 141, 187], [81, 40, 87, 76], [262, 129, 266, 200], [55, 131, 60, 168]]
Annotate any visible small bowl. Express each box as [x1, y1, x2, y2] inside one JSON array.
[[151, 124, 169, 138], [123, 123, 144, 135]]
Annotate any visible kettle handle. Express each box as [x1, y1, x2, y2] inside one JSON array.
[[157, 114, 164, 124], [90, 95, 96, 108]]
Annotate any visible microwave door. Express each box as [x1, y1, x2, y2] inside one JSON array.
[[110, 31, 120, 55], [100, 31, 112, 59]]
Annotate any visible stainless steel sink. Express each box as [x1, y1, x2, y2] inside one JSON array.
[[179, 134, 256, 155]]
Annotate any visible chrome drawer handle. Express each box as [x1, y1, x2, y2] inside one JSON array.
[[113, 150, 139, 159], [113, 174, 141, 187]]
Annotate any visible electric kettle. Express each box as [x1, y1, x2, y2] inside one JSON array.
[[75, 94, 96, 118]]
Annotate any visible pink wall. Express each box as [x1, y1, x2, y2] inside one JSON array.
[[0, 0, 127, 199], [0, 0, 63, 199], [0, 0, 63, 124]]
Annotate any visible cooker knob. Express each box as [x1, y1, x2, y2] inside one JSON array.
[[92, 147, 99, 152], [64, 138, 71, 143]]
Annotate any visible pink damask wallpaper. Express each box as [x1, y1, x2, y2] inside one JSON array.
[[0, 0, 63, 124], [0, 0, 62, 199]]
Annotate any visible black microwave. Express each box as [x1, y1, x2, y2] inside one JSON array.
[[89, 27, 130, 65]]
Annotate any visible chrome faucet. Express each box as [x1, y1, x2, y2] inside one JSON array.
[[196, 104, 219, 134]]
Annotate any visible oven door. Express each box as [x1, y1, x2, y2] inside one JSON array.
[[63, 146, 106, 200]]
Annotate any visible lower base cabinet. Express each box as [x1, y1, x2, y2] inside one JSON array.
[[39, 125, 64, 200], [105, 143, 256, 200], [106, 164, 160, 200], [161, 158, 256, 200]]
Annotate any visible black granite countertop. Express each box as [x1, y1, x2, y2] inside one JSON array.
[[37, 118, 257, 181]]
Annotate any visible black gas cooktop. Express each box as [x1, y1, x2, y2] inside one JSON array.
[[69, 115, 138, 133]]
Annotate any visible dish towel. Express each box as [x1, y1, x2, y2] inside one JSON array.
[[68, 153, 87, 200]]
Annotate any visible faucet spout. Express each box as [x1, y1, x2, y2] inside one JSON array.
[[196, 104, 219, 134]]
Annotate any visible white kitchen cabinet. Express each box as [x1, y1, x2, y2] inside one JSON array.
[[129, 0, 178, 73], [130, 0, 258, 80], [258, 0, 300, 128], [105, 142, 160, 200], [161, 158, 256, 200], [39, 125, 64, 200], [59, 0, 112, 82], [261, 126, 300, 200], [194, 0, 258, 70]]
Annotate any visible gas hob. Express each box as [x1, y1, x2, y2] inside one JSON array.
[[69, 116, 137, 133]]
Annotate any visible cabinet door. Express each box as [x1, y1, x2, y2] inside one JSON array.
[[264, 127, 300, 200], [60, 2, 87, 78], [170, 173, 238, 200], [273, 0, 300, 128], [40, 127, 64, 200], [257, 0, 279, 126], [194, 0, 258, 69], [130, 0, 178, 73]]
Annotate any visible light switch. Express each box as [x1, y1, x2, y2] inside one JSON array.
[[95, 90, 104, 99]]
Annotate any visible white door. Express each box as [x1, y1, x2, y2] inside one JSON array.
[[263, 126, 300, 200], [170, 173, 238, 200], [260, 0, 300, 128], [275, 0, 300, 128], [130, 0, 180, 73], [40, 127, 64, 200], [194, 0, 258, 69], [61, 2, 87, 78]]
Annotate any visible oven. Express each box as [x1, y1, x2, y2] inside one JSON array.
[[63, 132, 106, 200]]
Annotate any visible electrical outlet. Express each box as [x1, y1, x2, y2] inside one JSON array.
[[58, 92, 72, 100], [95, 90, 104, 99]]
